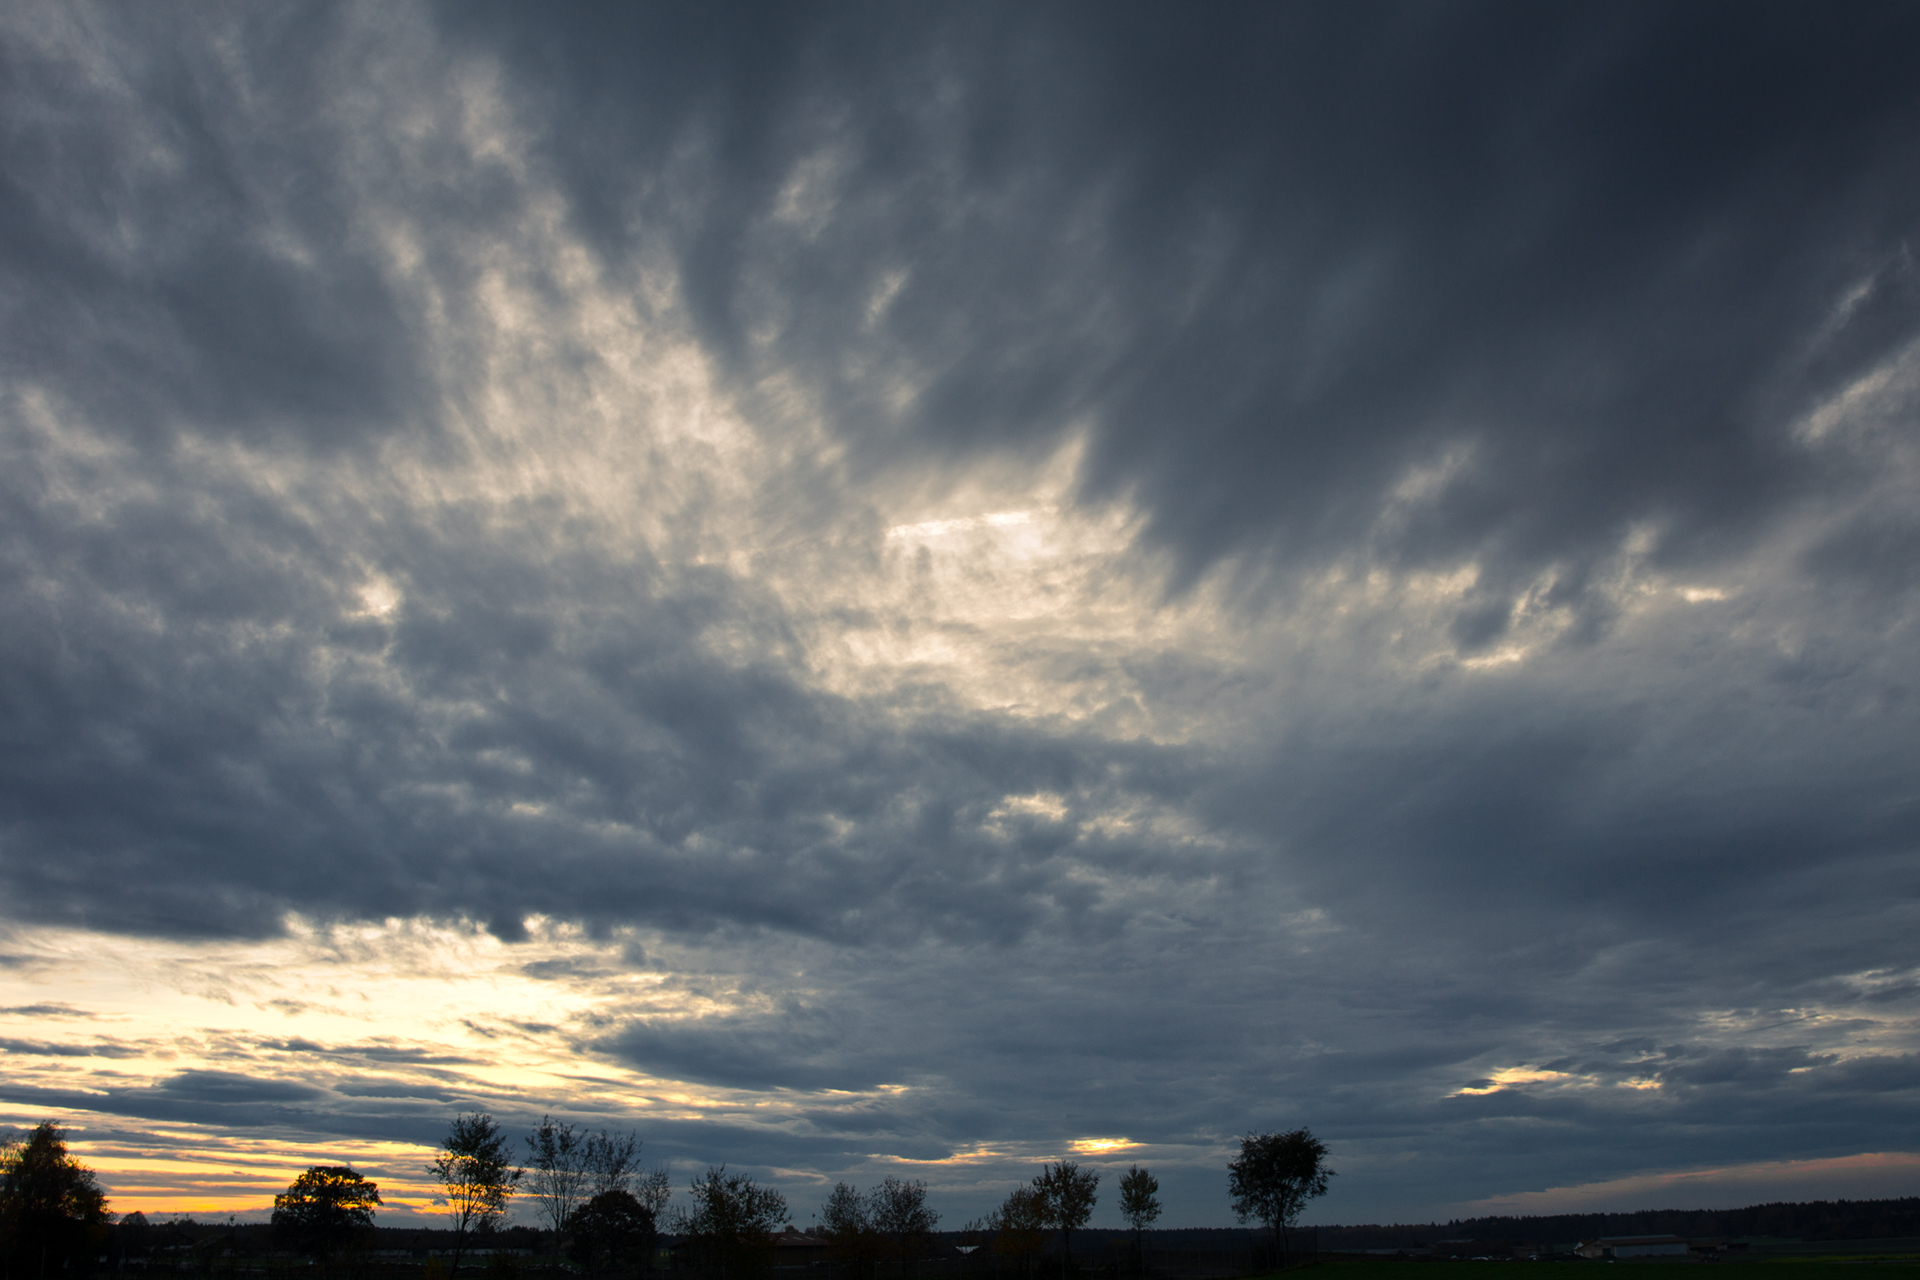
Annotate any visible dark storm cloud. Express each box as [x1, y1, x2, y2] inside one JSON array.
[[0, 6, 425, 457], [1, 0, 1918, 1225], [2, 0, 1909, 946], [556, 930, 1920, 1214], [1, 386, 1206, 942], [448, 0, 1920, 603], [0, 1075, 466, 1150], [596, 1006, 901, 1093], [154, 1070, 325, 1106], [0, 1072, 325, 1131]]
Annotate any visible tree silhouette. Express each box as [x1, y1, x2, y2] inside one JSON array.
[[1227, 1129, 1332, 1270], [820, 1182, 878, 1280], [115, 1209, 153, 1271], [634, 1166, 673, 1276], [984, 1186, 1047, 1280], [527, 1116, 592, 1275], [869, 1176, 938, 1280], [568, 1189, 656, 1273], [430, 1113, 522, 1277], [1117, 1167, 1160, 1274], [586, 1131, 642, 1198], [1031, 1162, 1097, 1277], [0, 1122, 109, 1277], [271, 1166, 381, 1259], [678, 1167, 787, 1280]]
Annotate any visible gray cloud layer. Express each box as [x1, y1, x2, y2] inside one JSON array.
[[450, 0, 1920, 591], [2, 0, 1918, 1224]]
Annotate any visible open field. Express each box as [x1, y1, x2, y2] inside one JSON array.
[[1249, 1262, 1920, 1280]]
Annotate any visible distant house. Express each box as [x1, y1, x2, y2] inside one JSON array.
[[773, 1228, 831, 1267], [1575, 1235, 1689, 1259]]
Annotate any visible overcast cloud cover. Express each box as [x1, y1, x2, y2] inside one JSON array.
[[2, 0, 1919, 1228]]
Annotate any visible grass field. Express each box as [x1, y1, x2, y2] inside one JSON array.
[[1238, 1261, 1920, 1280]]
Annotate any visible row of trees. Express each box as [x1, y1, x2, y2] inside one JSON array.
[[421, 1120, 1329, 1277], [967, 1130, 1331, 1277], [430, 1115, 673, 1275], [821, 1175, 939, 1279], [4, 1115, 1333, 1279], [425, 1115, 798, 1278], [971, 1161, 1102, 1276], [423, 1119, 1129, 1280]]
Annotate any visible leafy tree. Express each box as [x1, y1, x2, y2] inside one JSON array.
[[0, 1122, 109, 1276], [526, 1116, 592, 1274], [1226, 1129, 1332, 1270], [430, 1113, 522, 1277], [677, 1167, 787, 1280], [818, 1182, 868, 1238], [984, 1187, 1047, 1280], [1117, 1167, 1160, 1273], [868, 1177, 938, 1280], [567, 1189, 656, 1273], [817, 1176, 936, 1280], [1031, 1162, 1097, 1276], [819, 1182, 877, 1279], [271, 1166, 381, 1258]]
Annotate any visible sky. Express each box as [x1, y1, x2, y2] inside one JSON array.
[[2, 0, 1919, 1234]]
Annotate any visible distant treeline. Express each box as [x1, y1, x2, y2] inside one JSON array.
[[138, 1195, 1920, 1251], [131, 1223, 1255, 1256], [1306, 1197, 1920, 1248], [126, 1221, 549, 1251]]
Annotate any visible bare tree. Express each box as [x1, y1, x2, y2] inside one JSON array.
[[587, 1130, 641, 1199], [561, 1133, 649, 1280], [1031, 1162, 1097, 1278], [526, 1116, 593, 1273], [1227, 1129, 1332, 1270], [636, 1164, 673, 1274], [429, 1114, 521, 1278]]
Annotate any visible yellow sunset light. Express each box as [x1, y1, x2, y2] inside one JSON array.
[[1068, 1138, 1136, 1155]]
